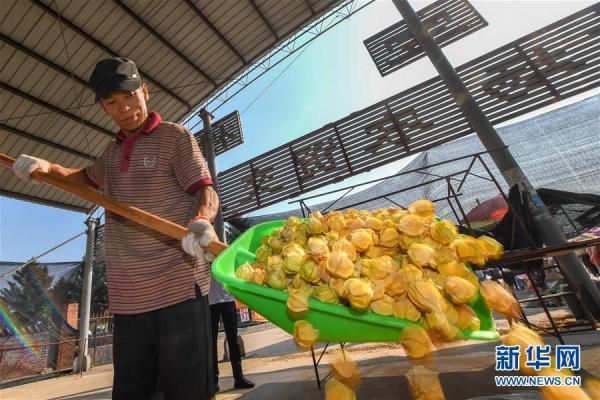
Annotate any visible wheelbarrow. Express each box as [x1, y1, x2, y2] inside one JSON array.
[[211, 220, 500, 343]]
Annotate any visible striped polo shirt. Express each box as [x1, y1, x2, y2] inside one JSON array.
[[84, 112, 213, 315]]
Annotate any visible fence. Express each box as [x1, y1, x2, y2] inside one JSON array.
[[0, 312, 114, 384], [0, 302, 269, 384]]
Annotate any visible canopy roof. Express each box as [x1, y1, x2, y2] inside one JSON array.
[[0, 0, 341, 212]]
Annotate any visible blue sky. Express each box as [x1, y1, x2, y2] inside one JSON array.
[[0, 0, 595, 263]]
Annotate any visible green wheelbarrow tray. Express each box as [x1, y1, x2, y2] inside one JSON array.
[[211, 220, 500, 343]]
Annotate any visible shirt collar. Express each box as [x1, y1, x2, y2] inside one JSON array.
[[116, 112, 162, 141]]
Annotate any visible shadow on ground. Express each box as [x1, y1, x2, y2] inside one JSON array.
[[229, 364, 539, 400], [222, 343, 541, 400], [46, 332, 600, 400], [49, 387, 112, 400]]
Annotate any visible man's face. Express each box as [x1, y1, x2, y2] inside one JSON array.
[[100, 83, 149, 133]]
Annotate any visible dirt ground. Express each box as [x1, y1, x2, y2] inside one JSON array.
[[1, 309, 599, 400]]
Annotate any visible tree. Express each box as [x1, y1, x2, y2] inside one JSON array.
[[88, 261, 109, 315], [51, 260, 109, 316], [51, 276, 79, 305], [1, 261, 53, 327]]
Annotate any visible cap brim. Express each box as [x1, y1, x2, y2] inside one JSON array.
[[95, 78, 141, 101]]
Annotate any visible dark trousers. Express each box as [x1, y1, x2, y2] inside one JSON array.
[[210, 301, 243, 383], [112, 292, 215, 400]]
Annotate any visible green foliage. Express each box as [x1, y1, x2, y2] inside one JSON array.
[[50, 273, 77, 306], [1, 261, 53, 327], [88, 262, 109, 315], [50, 261, 109, 316]]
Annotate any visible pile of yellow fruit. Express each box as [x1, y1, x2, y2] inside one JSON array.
[[232, 201, 512, 398], [502, 323, 598, 400], [235, 201, 503, 334], [233, 201, 598, 399]]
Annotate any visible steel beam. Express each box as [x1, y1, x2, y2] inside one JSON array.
[[0, 32, 88, 88], [112, 0, 217, 88], [183, 0, 247, 65], [185, 0, 369, 121], [30, 0, 192, 110], [0, 81, 115, 138], [0, 188, 90, 213], [0, 123, 94, 159], [304, 0, 317, 16], [248, 0, 280, 40]]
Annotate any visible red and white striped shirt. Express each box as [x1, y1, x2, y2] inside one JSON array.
[[85, 112, 213, 314]]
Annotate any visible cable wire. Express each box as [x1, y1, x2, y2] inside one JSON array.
[[241, 42, 313, 116], [0, 231, 86, 281], [53, 0, 95, 157]]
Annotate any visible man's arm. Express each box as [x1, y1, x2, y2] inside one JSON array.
[[49, 163, 89, 186], [191, 185, 220, 222], [12, 155, 93, 188]]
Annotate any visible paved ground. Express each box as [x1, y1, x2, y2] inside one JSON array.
[[2, 309, 599, 400]]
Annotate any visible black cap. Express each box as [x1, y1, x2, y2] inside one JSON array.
[[89, 58, 141, 101]]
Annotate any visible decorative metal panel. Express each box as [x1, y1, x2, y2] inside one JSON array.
[[219, 3, 600, 220], [364, 0, 488, 76], [195, 110, 244, 156], [457, 4, 600, 125]]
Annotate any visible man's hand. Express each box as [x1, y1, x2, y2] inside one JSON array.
[[12, 155, 50, 181], [181, 217, 217, 262]]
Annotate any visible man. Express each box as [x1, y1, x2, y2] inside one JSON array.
[[209, 278, 255, 392], [12, 58, 218, 400]]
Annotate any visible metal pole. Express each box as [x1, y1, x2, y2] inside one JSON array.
[[199, 108, 226, 242], [392, 0, 600, 316], [77, 217, 97, 372]]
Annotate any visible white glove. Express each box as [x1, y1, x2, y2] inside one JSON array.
[[181, 219, 217, 262], [12, 155, 50, 181]]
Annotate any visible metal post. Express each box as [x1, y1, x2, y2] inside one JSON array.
[[57, 343, 62, 377], [93, 319, 98, 366], [392, 0, 600, 317], [76, 217, 97, 372], [525, 269, 565, 344], [199, 108, 226, 242]]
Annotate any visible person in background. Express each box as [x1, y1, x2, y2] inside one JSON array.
[[12, 57, 218, 400], [209, 277, 255, 392], [584, 246, 600, 276]]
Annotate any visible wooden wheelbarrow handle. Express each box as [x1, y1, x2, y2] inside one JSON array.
[[0, 153, 228, 256]]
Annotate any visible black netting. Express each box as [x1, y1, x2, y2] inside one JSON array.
[[539, 189, 600, 239]]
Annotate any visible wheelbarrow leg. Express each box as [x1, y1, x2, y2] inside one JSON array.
[[312, 342, 347, 390], [310, 345, 322, 389]]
